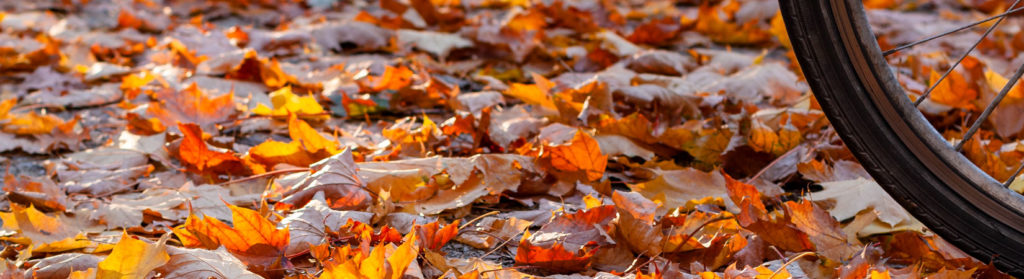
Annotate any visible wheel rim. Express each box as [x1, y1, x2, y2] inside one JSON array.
[[829, 0, 1024, 230]]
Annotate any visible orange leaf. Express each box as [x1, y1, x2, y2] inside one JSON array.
[[692, 3, 772, 45], [724, 173, 813, 253], [176, 123, 249, 179], [360, 65, 413, 92], [927, 69, 977, 109], [627, 17, 682, 46], [413, 220, 461, 251], [748, 119, 801, 156], [505, 76, 557, 110], [148, 83, 235, 132], [514, 230, 596, 274], [0, 99, 63, 135], [175, 205, 289, 268], [546, 130, 608, 181]]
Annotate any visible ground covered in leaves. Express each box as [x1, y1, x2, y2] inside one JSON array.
[[0, 0, 1018, 278]]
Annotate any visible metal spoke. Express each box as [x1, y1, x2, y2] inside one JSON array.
[[954, 62, 1024, 151], [1004, 161, 1024, 188], [883, 5, 1024, 56], [914, 0, 1021, 106]]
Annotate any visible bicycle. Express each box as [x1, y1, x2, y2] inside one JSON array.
[[782, 0, 1024, 275]]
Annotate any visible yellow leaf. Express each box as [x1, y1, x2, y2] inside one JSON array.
[[97, 232, 170, 279], [505, 74, 556, 110], [253, 87, 328, 121], [0, 99, 64, 135], [1, 204, 75, 244], [870, 270, 891, 279], [985, 69, 1024, 101], [320, 232, 419, 279], [755, 265, 791, 279], [69, 268, 97, 279], [247, 117, 340, 169]]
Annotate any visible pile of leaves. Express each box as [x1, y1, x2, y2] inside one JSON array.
[[0, 0, 1015, 278]]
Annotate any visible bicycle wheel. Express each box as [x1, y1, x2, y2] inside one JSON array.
[[780, 0, 1024, 275]]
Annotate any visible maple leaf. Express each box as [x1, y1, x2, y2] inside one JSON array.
[[96, 232, 170, 279], [27, 253, 103, 279], [281, 194, 372, 256], [926, 68, 977, 110], [397, 29, 473, 59], [175, 205, 289, 268], [748, 119, 801, 156], [279, 148, 372, 210], [147, 83, 236, 132], [504, 74, 557, 111], [251, 87, 329, 121], [413, 220, 461, 251], [359, 65, 414, 92], [155, 247, 263, 279], [628, 166, 728, 216], [175, 123, 249, 179], [808, 178, 923, 237], [247, 117, 341, 170], [0, 204, 77, 245], [783, 200, 859, 260], [545, 130, 608, 181], [0, 98, 63, 135], [627, 17, 683, 46], [692, 3, 772, 45], [3, 174, 67, 212], [723, 173, 812, 253], [319, 232, 419, 279], [515, 230, 597, 274]]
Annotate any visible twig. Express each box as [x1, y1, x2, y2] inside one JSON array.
[[481, 227, 527, 259], [218, 167, 309, 185], [459, 211, 499, 231], [769, 251, 815, 279]]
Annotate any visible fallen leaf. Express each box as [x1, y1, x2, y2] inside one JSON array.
[[319, 232, 419, 279], [3, 174, 67, 212], [397, 29, 473, 59], [927, 69, 976, 110], [175, 123, 249, 179], [281, 193, 373, 255], [24, 253, 102, 279], [247, 117, 341, 170], [0, 204, 77, 245], [280, 148, 372, 210], [808, 178, 924, 236], [545, 130, 608, 181], [155, 246, 263, 279], [176, 205, 289, 267], [514, 230, 597, 274], [147, 83, 236, 132], [252, 87, 329, 121], [628, 167, 728, 216], [96, 232, 170, 279]]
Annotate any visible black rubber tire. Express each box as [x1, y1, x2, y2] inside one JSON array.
[[780, 0, 1024, 275]]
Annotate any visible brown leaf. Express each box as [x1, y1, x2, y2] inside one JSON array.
[[3, 174, 66, 212], [24, 253, 102, 279], [280, 148, 372, 210], [155, 246, 263, 279]]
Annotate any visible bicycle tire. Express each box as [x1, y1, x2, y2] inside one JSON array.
[[780, 0, 1024, 275]]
